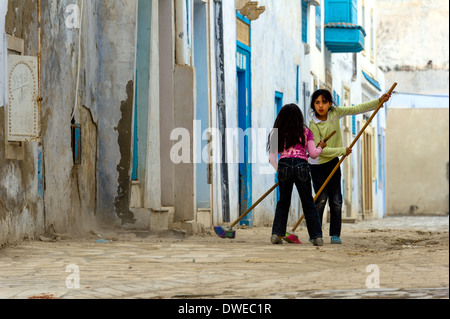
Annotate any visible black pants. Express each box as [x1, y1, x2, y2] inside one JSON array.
[[272, 158, 323, 240], [310, 157, 343, 237]]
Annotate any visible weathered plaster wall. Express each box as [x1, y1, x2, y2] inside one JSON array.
[[386, 108, 449, 216], [1, 0, 44, 246], [76, 0, 137, 225], [0, 108, 44, 245], [39, 0, 85, 233], [1, 0, 138, 246], [375, 0, 449, 94]]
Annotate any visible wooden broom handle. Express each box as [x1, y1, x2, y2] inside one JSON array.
[[318, 130, 337, 146], [292, 83, 397, 232], [230, 182, 279, 228]]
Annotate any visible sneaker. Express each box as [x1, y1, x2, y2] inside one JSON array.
[[270, 234, 283, 244], [312, 237, 323, 246], [331, 236, 342, 244]]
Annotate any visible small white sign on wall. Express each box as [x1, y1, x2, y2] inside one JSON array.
[[6, 55, 40, 142]]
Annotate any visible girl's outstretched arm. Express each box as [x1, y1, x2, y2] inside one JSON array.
[[320, 146, 347, 158], [336, 99, 380, 117]]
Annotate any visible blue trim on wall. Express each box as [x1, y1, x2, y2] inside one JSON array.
[[302, 0, 308, 43], [38, 147, 43, 199], [296, 66, 300, 103], [236, 37, 253, 227], [236, 11, 251, 25], [274, 91, 283, 205], [352, 114, 356, 135], [362, 70, 382, 91], [132, 0, 153, 182], [132, 70, 138, 181], [237, 40, 251, 53], [186, 0, 191, 46], [315, 5, 322, 50]]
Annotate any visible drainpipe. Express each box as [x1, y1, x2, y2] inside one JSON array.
[[213, 0, 230, 222], [37, 0, 41, 103], [71, 0, 84, 120]]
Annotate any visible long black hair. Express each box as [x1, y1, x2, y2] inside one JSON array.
[[267, 103, 306, 154], [310, 89, 336, 117]]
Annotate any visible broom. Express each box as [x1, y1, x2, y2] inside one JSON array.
[[286, 83, 398, 244], [214, 182, 280, 239]]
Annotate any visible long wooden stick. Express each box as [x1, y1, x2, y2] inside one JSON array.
[[291, 83, 397, 232], [230, 182, 279, 228], [229, 130, 337, 228]]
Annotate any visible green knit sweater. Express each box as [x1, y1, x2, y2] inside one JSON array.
[[308, 99, 380, 165]]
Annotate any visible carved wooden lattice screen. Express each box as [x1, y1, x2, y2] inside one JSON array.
[[362, 127, 374, 218]]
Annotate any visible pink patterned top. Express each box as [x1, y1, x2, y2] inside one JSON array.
[[269, 128, 322, 171]]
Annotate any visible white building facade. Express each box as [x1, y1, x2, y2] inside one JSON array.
[[204, 0, 388, 229]]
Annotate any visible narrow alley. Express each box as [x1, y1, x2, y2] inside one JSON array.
[[0, 216, 448, 300]]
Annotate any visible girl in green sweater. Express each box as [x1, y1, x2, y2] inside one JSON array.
[[308, 89, 391, 244]]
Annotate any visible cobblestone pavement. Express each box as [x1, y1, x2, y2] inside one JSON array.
[[0, 216, 448, 301]]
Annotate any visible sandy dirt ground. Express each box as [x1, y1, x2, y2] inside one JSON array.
[[0, 216, 448, 299], [181, 217, 450, 297]]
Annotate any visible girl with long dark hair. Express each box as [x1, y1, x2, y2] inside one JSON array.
[[267, 103, 326, 245]]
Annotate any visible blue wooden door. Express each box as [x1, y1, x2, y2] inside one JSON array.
[[274, 92, 283, 205], [236, 44, 252, 226], [132, 0, 152, 182]]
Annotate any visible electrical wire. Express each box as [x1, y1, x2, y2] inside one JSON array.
[[71, 0, 83, 120]]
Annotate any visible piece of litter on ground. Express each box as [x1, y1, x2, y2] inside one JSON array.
[[96, 239, 111, 243], [39, 235, 54, 242]]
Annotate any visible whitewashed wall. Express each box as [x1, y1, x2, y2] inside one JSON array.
[[210, 0, 388, 226], [210, 0, 308, 226], [250, 0, 306, 226]]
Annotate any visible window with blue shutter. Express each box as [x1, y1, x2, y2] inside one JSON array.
[[350, 0, 358, 24], [324, 0, 366, 53], [352, 114, 356, 135], [315, 5, 321, 50], [302, 0, 308, 43], [332, 90, 341, 106]]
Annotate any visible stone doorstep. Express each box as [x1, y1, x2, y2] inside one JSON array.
[[171, 208, 213, 235], [129, 181, 141, 209], [129, 206, 212, 235], [150, 208, 169, 231], [196, 208, 212, 229], [170, 220, 205, 236], [127, 207, 170, 231]]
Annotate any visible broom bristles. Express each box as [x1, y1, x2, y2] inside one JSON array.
[[214, 226, 236, 239], [283, 233, 302, 244], [214, 226, 227, 238]]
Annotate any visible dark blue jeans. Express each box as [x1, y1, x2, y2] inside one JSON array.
[[272, 158, 323, 240], [310, 157, 343, 237]]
